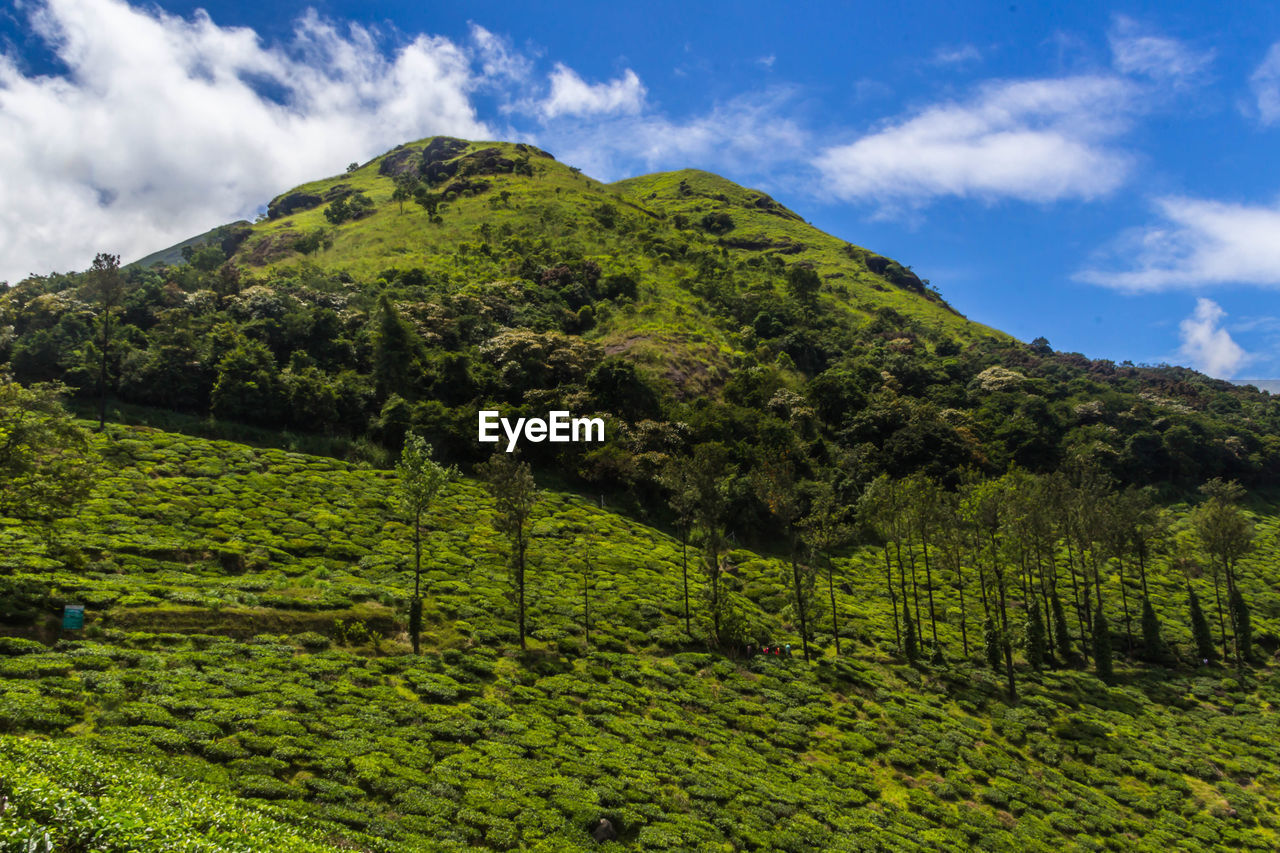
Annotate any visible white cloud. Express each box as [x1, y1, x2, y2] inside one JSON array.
[[1108, 16, 1213, 82], [539, 63, 645, 119], [0, 0, 489, 283], [1077, 197, 1280, 291], [533, 88, 808, 183], [469, 23, 533, 85], [1250, 42, 1280, 125], [1179, 298, 1247, 378], [814, 76, 1135, 206], [931, 45, 981, 66]]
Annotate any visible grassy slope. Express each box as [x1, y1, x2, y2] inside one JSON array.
[[220, 138, 1005, 394], [3, 424, 1280, 851]]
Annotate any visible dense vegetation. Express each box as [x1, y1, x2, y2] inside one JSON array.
[[3, 137, 1280, 850], [1, 419, 1280, 850], [4, 138, 1279, 533]]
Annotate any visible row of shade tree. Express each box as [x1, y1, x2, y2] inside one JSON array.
[[398, 435, 1258, 701]]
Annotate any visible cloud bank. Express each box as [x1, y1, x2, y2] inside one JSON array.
[[814, 76, 1135, 207], [1077, 197, 1280, 291], [1108, 16, 1213, 83], [0, 0, 496, 282], [1179, 298, 1248, 378]]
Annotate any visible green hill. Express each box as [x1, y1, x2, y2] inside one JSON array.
[[5, 136, 1280, 851]]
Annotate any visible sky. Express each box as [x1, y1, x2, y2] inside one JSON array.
[[4, 1, 1280, 378]]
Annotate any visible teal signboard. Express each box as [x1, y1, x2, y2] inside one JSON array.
[[62, 604, 84, 630]]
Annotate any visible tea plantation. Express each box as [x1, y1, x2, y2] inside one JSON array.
[[2, 424, 1280, 851]]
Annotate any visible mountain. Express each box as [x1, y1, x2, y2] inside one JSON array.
[[83, 134, 1280, 500], [4, 136, 1280, 851]]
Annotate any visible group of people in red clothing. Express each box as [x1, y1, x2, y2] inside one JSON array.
[[745, 643, 792, 657]]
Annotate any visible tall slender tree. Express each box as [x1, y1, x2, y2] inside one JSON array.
[[396, 434, 458, 654], [479, 452, 539, 651], [690, 444, 734, 647], [85, 253, 125, 433], [801, 478, 853, 657], [661, 459, 700, 638], [860, 475, 902, 652], [905, 473, 943, 659], [754, 451, 812, 662], [1192, 479, 1254, 666], [973, 477, 1016, 701]]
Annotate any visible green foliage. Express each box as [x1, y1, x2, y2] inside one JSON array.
[[0, 376, 96, 524], [323, 192, 374, 225], [0, 425, 1277, 849], [8, 136, 1280, 849]]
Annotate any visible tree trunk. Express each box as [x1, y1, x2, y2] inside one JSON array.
[[1065, 535, 1090, 662], [97, 309, 111, 432], [412, 508, 422, 654], [921, 529, 940, 653], [827, 552, 841, 656], [583, 560, 591, 649], [1212, 560, 1227, 664], [1117, 555, 1133, 655], [517, 535, 527, 651], [995, 566, 1016, 702], [793, 548, 810, 663], [884, 545, 900, 648], [680, 531, 691, 637]]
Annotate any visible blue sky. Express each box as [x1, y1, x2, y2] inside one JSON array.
[[4, 1, 1280, 377]]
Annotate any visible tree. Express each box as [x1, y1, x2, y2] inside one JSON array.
[[859, 475, 902, 652], [754, 451, 812, 662], [372, 294, 424, 402], [396, 434, 458, 654], [479, 452, 539, 651], [84, 252, 125, 432], [904, 473, 942, 658], [1191, 480, 1255, 666], [1188, 587, 1217, 664], [414, 185, 443, 221], [786, 265, 822, 308], [801, 478, 853, 656], [392, 176, 417, 214], [1094, 606, 1113, 684], [689, 444, 734, 648], [660, 458, 699, 638], [973, 477, 1016, 701], [0, 374, 97, 567]]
